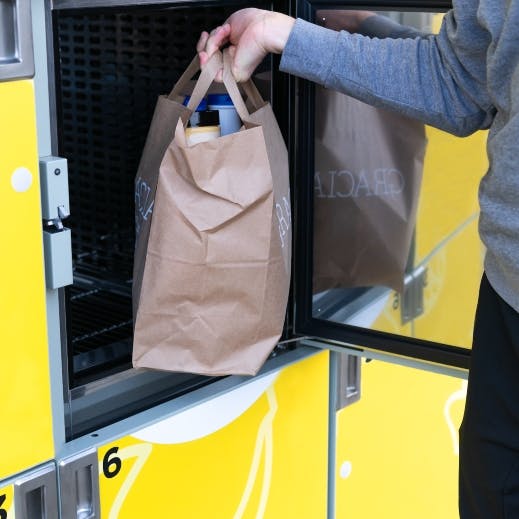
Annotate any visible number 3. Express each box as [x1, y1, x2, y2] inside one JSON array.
[[0, 493, 7, 519]]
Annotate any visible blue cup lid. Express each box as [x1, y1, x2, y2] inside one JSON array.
[[183, 96, 208, 111], [207, 93, 234, 106]]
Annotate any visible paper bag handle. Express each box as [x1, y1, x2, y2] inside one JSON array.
[[221, 48, 254, 121], [168, 54, 201, 100], [241, 78, 265, 111], [167, 52, 223, 112], [221, 49, 270, 118], [173, 52, 223, 126], [172, 50, 264, 129], [186, 52, 223, 111]]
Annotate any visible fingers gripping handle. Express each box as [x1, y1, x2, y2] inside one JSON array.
[[222, 49, 266, 116]]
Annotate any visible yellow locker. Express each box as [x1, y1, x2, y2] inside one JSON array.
[[335, 359, 465, 518], [0, 80, 54, 480], [97, 351, 330, 518]]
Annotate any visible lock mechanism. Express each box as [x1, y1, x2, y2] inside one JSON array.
[[40, 156, 73, 290]]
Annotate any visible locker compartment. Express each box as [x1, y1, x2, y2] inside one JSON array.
[[47, 1, 288, 439]]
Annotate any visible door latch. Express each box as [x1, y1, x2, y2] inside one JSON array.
[[40, 156, 73, 289]]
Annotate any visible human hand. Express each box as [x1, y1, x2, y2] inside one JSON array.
[[197, 8, 295, 82], [316, 10, 376, 33]]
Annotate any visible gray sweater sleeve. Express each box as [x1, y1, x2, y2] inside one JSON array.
[[279, 2, 495, 136]]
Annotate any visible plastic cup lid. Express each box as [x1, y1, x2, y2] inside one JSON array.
[[207, 93, 234, 106], [183, 96, 208, 111]]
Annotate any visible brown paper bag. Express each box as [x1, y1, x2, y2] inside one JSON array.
[[133, 55, 216, 316], [132, 51, 291, 376], [313, 87, 426, 293]]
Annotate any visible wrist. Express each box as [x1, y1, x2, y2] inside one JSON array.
[[264, 13, 296, 54]]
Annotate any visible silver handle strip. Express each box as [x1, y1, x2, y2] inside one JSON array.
[[0, 0, 34, 81], [14, 463, 59, 519]]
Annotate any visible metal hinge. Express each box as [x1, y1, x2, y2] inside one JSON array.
[[401, 265, 427, 324], [40, 156, 73, 289]]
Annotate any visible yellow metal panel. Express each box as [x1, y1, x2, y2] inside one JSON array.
[[98, 352, 329, 518], [413, 126, 486, 348], [0, 484, 14, 518], [335, 360, 465, 518], [416, 219, 482, 347], [0, 80, 54, 479], [416, 126, 486, 263]]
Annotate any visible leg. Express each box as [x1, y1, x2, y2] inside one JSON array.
[[459, 274, 519, 518]]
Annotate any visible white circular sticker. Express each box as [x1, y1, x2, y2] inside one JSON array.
[[339, 461, 353, 479], [11, 167, 33, 192]]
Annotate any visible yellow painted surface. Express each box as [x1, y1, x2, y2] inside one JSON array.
[[416, 218, 483, 348], [0, 484, 14, 518], [98, 352, 329, 519], [335, 359, 466, 518], [333, 126, 483, 518], [343, 125, 486, 345], [412, 125, 486, 348], [416, 126, 486, 264], [0, 80, 54, 479]]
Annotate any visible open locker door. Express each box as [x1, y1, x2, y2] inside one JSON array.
[[289, 2, 488, 517], [292, 0, 488, 370]]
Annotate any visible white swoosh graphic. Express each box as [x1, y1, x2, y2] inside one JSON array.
[[132, 372, 279, 444]]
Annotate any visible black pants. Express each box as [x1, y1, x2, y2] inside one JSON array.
[[459, 274, 519, 518]]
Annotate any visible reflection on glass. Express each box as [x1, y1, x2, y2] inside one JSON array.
[[311, 10, 487, 348]]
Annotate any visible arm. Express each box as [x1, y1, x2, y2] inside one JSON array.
[[281, 3, 494, 136], [198, 1, 495, 136]]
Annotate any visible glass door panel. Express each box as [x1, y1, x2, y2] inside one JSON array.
[[295, 3, 487, 367]]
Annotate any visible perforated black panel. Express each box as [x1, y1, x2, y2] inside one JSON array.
[[55, 4, 265, 283]]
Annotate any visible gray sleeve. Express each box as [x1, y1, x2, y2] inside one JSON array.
[[279, 3, 495, 136]]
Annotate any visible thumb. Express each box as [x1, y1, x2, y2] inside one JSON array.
[[227, 46, 244, 81], [231, 42, 262, 82]]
